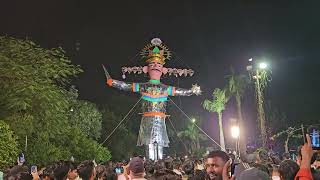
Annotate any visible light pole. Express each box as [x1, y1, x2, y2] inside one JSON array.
[[247, 59, 271, 148], [231, 126, 240, 157]]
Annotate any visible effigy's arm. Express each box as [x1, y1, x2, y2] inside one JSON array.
[[103, 64, 139, 92], [106, 79, 134, 91], [169, 84, 201, 96]]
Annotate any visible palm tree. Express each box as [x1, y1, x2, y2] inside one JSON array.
[[177, 122, 208, 154], [225, 68, 248, 157], [203, 88, 228, 150]]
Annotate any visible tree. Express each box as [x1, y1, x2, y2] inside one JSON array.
[[70, 100, 102, 140], [177, 121, 208, 155], [100, 108, 141, 161], [0, 120, 19, 170], [203, 88, 228, 150], [225, 68, 249, 157], [0, 36, 111, 165], [271, 127, 303, 153]]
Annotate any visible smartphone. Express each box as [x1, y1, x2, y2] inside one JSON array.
[[18, 153, 25, 164], [308, 126, 320, 150], [31, 165, 37, 173], [114, 167, 124, 174]]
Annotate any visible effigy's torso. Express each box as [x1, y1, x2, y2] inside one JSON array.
[[135, 82, 173, 147]]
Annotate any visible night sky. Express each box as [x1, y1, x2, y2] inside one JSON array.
[[2, 1, 320, 142]]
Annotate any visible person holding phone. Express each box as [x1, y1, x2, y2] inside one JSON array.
[[294, 134, 314, 180]]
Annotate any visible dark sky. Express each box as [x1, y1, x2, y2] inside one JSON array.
[[1, 1, 320, 143]]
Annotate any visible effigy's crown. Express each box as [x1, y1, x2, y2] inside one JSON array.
[[140, 38, 171, 65]]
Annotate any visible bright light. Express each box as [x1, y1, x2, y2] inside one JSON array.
[[191, 118, 196, 123], [249, 58, 253, 62], [259, 62, 268, 69], [231, 126, 240, 139]]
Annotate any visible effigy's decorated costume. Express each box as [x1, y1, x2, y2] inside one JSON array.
[[104, 38, 201, 160]]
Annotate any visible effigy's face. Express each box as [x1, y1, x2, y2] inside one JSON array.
[[144, 62, 167, 80]]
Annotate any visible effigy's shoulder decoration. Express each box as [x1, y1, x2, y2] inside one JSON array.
[[121, 66, 194, 78]]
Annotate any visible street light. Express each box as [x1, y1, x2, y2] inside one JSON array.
[[247, 58, 271, 148], [259, 62, 268, 69], [231, 126, 240, 158], [231, 126, 240, 139], [191, 118, 196, 123]]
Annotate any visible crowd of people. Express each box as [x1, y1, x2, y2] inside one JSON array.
[[2, 135, 320, 180]]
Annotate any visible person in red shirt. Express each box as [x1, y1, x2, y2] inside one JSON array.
[[295, 134, 314, 180]]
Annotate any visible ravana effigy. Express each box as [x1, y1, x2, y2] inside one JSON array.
[[103, 38, 201, 160]]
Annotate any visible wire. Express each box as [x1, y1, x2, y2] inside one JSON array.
[[101, 97, 142, 145], [167, 116, 189, 154], [168, 97, 224, 150]]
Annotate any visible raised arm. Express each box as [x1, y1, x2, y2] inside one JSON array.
[[103, 65, 139, 92], [170, 84, 201, 96]]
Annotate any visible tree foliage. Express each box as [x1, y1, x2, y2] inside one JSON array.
[[203, 88, 228, 150], [177, 121, 208, 155], [0, 36, 110, 166], [100, 108, 142, 161], [70, 100, 102, 140], [0, 120, 19, 170]]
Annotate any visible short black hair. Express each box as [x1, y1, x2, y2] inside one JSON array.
[[206, 150, 229, 162], [278, 160, 299, 180], [53, 160, 71, 180], [77, 160, 95, 180]]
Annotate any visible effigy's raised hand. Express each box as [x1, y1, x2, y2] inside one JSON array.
[[102, 64, 112, 79], [191, 84, 202, 95]]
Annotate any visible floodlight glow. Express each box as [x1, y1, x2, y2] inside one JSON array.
[[231, 126, 240, 139], [259, 62, 267, 69], [191, 118, 196, 123], [249, 58, 253, 62]]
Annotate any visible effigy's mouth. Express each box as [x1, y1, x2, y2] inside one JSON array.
[[151, 69, 161, 72]]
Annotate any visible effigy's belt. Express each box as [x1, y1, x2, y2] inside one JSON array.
[[143, 112, 167, 117]]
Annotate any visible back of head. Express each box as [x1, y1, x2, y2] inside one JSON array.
[[182, 160, 194, 175], [189, 170, 205, 180], [278, 159, 299, 180], [5, 165, 32, 180], [238, 167, 269, 180], [164, 158, 174, 170], [96, 165, 107, 179], [77, 160, 95, 180], [206, 150, 229, 162], [53, 160, 71, 180], [144, 160, 155, 175]]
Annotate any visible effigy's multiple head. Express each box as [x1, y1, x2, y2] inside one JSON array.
[[121, 38, 194, 80]]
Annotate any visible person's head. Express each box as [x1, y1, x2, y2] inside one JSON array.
[[5, 165, 32, 180], [53, 161, 72, 180], [128, 157, 145, 179], [144, 160, 155, 175], [191, 169, 206, 180], [77, 160, 96, 180], [182, 160, 194, 175], [278, 160, 299, 180], [164, 158, 174, 170], [238, 167, 269, 180], [95, 165, 107, 180], [282, 152, 291, 160], [67, 162, 78, 180], [172, 159, 182, 170], [271, 164, 280, 180], [256, 149, 269, 163], [205, 150, 229, 180], [42, 165, 55, 180]]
